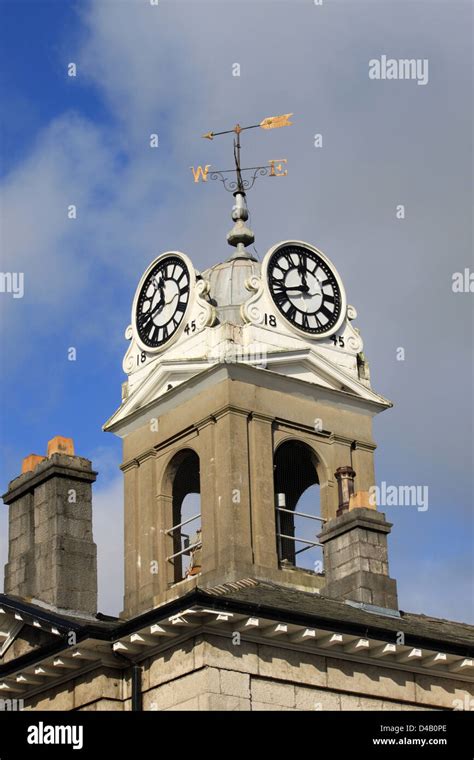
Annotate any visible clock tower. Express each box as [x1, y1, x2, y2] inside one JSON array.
[[104, 132, 398, 617], [4, 117, 472, 716]]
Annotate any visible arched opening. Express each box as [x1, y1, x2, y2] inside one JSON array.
[[274, 440, 323, 572], [165, 449, 201, 583]]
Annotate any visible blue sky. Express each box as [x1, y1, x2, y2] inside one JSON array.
[[0, 0, 472, 621]]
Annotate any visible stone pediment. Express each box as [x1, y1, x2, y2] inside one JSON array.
[[103, 348, 392, 434], [0, 602, 59, 666], [0, 596, 100, 670]]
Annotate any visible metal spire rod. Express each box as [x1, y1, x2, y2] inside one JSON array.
[[195, 114, 293, 260], [234, 127, 244, 194]]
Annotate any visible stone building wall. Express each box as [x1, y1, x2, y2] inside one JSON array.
[[23, 634, 474, 712]]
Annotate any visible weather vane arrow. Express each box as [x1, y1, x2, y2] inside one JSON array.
[[202, 113, 293, 141], [190, 114, 293, 260]]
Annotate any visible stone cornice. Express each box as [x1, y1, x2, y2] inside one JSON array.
[[2, 460, 97, 505], [104, 362, 391, 437], [319, 509, 393, 543], [330, 434, 377, 451], [274, 418, 332, 439]]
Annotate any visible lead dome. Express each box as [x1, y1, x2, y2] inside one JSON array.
[[201, 254, 260, 326]]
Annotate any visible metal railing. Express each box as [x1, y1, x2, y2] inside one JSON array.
[[276, 497, 326, 560], [165, 512, 201, 563]]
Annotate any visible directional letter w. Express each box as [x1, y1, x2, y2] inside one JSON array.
[[190, 164, 211, 183]]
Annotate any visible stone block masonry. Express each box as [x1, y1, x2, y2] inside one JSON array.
[[319, 507, 398, 609], [2, 441, 98, 614]]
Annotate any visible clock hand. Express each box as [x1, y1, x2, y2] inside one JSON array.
[[140, 304, 162, 326], [297, 262, 308, 288], [141, 287, 167, 325], [150, 296, 166, 318], [164, 292, 179, 306], [146, 283, 180, 323], [152, 275, 165, 292], [155, 276, 166, 305], [284, 285, 309, 294]]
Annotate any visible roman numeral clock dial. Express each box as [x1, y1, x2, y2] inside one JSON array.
[[265, 243, 346, 338], [133, 253, 192, 351]]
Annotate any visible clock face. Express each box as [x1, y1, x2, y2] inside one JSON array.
[[267, 244, 344, 336], [134, 255, 190, 349]]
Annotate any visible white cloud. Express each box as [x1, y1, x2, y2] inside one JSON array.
[[0, 113, 118, 355]]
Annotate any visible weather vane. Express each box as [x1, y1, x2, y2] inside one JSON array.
[[190, 113, 293, 260]]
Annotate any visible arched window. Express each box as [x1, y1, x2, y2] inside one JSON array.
[[165, 450, 201, 583], [274, 440, 323, 572]]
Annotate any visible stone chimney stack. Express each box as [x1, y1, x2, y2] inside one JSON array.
[[2, 437, 98, 614], [318, 467, 398, 611]]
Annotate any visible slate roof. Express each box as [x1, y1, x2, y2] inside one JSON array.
[[199, 580, 474, 652], [1, 579, 473, 668]]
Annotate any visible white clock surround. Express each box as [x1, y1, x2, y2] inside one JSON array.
[[262, 240, 347, 339], [105, 240, 391, 433]]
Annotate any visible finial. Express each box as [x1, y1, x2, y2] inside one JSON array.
[[226, 191, 256, 261]]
